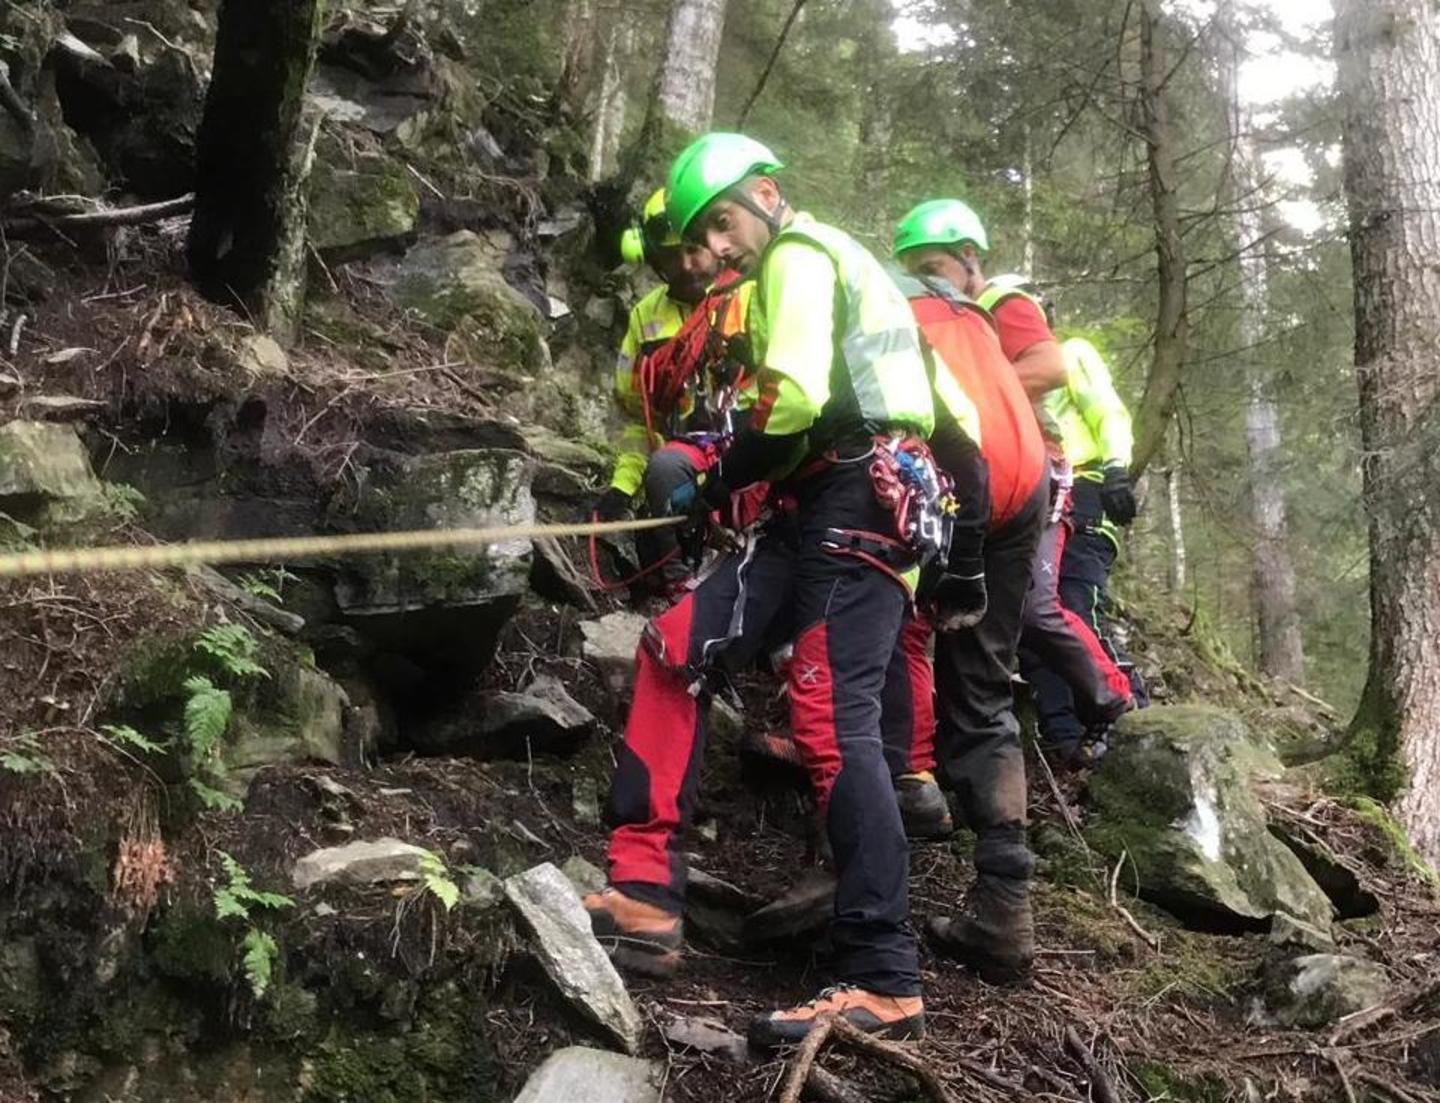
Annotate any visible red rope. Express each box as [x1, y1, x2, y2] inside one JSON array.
[[587, 510, 681, 592]]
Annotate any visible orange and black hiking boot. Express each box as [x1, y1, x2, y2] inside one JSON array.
[[583, 887, 683, 979], [748, 984, 925, 1049]]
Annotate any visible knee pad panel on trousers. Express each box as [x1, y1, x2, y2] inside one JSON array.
[[606, 745, 654, 828], [787, 620, 844, 814], [974, 824, 1036, 881]]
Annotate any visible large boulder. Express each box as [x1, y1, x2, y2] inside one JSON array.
[[1085, 706, 1335, 931], [0, 419, 105, 525], [332, 448, 536, 683], [307, 151, 419, 261]]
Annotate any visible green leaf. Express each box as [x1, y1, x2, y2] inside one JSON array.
[[189, 777, 242, 812], [241, 928, 278, 999], [237, 573, 283, 603], [418, 850, 460, 912], [194, 624, 269, 681], [0, 751, 50, 775], [182, 676, 232, 760], [100, 724, 166, 755]]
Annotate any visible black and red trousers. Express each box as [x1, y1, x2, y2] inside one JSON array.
[[605, 459, 922, 997]]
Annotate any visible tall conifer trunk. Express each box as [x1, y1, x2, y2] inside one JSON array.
[[1335, 0, 1440, 861]]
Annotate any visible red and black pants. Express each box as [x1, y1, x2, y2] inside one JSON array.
[[1018, 476, 1134, 753], [605, 459, 921, 997]]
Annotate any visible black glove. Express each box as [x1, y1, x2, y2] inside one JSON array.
[[1101, 464, 1137, 526], [594, 487, 633, 523], [930, 558, 987, 632]]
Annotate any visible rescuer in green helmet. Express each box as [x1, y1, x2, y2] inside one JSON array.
[[893, 198, 1068, 401], [598, 188, 751, 584], [585, 133, 944, 1048]]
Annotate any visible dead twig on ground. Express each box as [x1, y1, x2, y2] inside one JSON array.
[[1330, 977, 1440, 1046], [1108, 850, 1161, 950], [1063, 1027, 1120, 1103], [5, 195, 194, 233], [777, 1016, 957, 1103], [805, 1066, 868, 1103]]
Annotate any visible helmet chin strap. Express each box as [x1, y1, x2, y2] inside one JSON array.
[[726, 186, 788, 239]]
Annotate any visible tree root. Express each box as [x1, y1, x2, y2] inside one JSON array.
[[778, 1016, 957, 1103], [1063, 1026, 1120, 1103]]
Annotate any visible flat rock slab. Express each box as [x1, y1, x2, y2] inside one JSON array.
[[504, 862, 642, 1054], [661, 1016, 749, 1063], [480, 675, 595, 754], [292, 838, 432, 890], [512, 1046, 660, 1103]]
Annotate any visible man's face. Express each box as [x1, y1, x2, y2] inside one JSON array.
[[900, 245, 982, 297], [690, 178, 780, 276], [653, 242, 720, 303]]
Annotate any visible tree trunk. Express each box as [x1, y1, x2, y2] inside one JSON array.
[[1335, 0, 1440, 862], [1129, 0, 1190, 479], [1219, 1, 1307, 684], [187, 0, 325, 345], [1167, 464, 1187, 595], [1021, 122, 1036, 276], [656, 0, 729, 132], [588, 18, 634, 182]]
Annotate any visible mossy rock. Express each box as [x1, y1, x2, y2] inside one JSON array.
[[1133, 1060, 1229, 1102], [393, 231, 545, 369], [307, 152, 418, 261], [1086, 705, 1334, 931], [0, 420, 107, 527]]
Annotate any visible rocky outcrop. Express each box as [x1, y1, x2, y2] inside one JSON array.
[[1086, 706, 1335, 931], [0, 420, 105, 526], [308, 149, 419, 261]]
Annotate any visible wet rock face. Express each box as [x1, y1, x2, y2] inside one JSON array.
[[1086, 705, 1335, 932]]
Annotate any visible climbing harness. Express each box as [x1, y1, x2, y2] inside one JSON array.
[[867, 435, 956, 569]]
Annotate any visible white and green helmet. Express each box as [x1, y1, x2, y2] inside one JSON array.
[[893, 198, 989, 257]]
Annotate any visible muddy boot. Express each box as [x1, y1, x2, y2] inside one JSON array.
[[895, 771, 953, 840], [583, 887, 683, 979], [742, 866, 836, 944], [928, 825, 1035, 985], [748, 984, 925, 1049]]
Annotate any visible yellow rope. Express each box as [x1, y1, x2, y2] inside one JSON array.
[[0, 516, 683, 579]]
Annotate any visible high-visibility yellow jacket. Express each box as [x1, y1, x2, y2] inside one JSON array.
[[1049, 337, 1133, 475], [608, 281, 754, 495], [748, 213, 934, 444]]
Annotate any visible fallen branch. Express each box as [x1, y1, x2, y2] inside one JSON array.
[[805, 1066, 868, 1103], [1324, 1049, 1358, 1103], [1062, 1027, 1120, 1103], [778, 1016, 957, 1103], [1329, 977, 1440, 1046], [5, 194, 194, 233], [1108, 850, 1161, 951], [830, 1017, 956, 1103], [778, 1016, 836, 1103]]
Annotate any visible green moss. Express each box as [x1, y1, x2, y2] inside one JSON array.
[[1127, 929, 1251, 1002], [1133, 1060, 1228, 1102], [1333, 684, 1409, 803], [1349, 797, 1440, 888], [303, 981, 500, 1102], [151, 908, 235, 986], [1033, 883, 1135, 962]]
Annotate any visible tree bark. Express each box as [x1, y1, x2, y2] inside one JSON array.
[[1129, 0, 1190, 479], [588, 17, 634, 182], [1219, 1, 1306, 684], [1167, 464, 1187, 595], [656, 0, 729, 132], [187, 0, 326, 345], [1335, 0, 1440, 862]]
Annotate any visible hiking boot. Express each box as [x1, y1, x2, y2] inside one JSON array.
[[583, 887, 683, 979], [927, 873, 1034, 985], [748, 984, 925, 1049], [742, 867, 836, 944], [895, 771, 953, 840], [741, 728, 807, 769]]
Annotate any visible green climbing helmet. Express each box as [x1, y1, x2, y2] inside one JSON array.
[[893, 198, 989, 257], [666, 132, 784, 237], [620, 188, 681, 264]]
